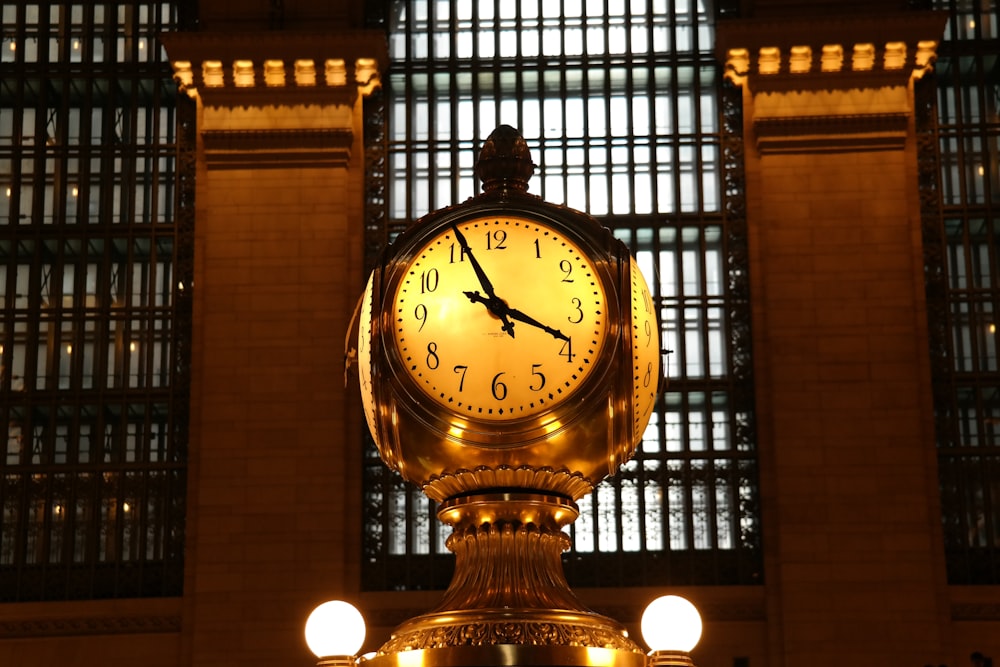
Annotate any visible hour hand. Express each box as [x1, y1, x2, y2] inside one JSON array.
[[464, 290, 516, 338], [506, 305, 569, 341]]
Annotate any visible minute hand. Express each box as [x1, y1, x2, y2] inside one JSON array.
[[451, 223, 498, 299], [451, 223, 515, 337]]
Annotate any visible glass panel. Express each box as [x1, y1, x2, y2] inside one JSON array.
[[0, 2, 189, 601], [929, 0, 1000, 584]]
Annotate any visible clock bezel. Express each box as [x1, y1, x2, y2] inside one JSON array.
[[371, 200, 625, 448]]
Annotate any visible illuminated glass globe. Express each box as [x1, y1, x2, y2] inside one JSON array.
[[304, 600, 366, 658], [640, 595, 703, 653]]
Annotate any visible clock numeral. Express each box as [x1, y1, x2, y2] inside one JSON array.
[[643, 361, 653, 388], [559, 259, 574, 283], [559, 338, 575, 363], [643, 319, 652, 346], [491, 372, 508, 400], [569, 297, 584, 324], [485, 229, 507, 250], [414, 303, 428, 331], [530, 364, 546, 391], [421, 268, 439, 293], [449, 243, 468, 264], [641, 286, 652, 313], [534, 238, 541, 258], [454, 365, 468, 391], [426, 341, 440, 370]]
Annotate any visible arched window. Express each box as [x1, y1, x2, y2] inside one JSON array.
[[361, 0, 761, 589], [924, 0, 1000, 584], [0, 2, 192, 601]]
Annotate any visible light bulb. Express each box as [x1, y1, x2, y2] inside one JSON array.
[[640, 595, 703, 653], [305, 600, 366, 658]]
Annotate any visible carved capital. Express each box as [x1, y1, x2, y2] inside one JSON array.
[[423, 466, 594, 503], [160, 31, 386, 167]]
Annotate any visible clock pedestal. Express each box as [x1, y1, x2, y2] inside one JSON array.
[[370, 490, 645, 667]]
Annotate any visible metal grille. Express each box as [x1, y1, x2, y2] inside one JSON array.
[[923, 0, 1000, 584], [362, 0, 760, 590], [0, 2, 191, 601]]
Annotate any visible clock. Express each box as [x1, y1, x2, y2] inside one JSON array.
[[391, 214, 610, 422], [357, 125, 659, 497], [629, 255, 660, 445]]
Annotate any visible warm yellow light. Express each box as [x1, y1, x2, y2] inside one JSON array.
[[9, 41, 15, 52], [129, 341, 137, 352], [641, 595, 703, 653], [65, 344, 72, 354], [979, 166, 986, 176], [821, 44, 844, 72], [122, 502, 131, 513], [585, 647, 617, 667], [54, 504, 63, 515], [138, 41, 145, 50], [852, 43, 876, 71], [264, 59, 285, 86], [202, 60, 224, 87], [789, 45, 811, 74], [883, 42, 906, 70], [989, 323, 996, 334], [304, 600, 366, 658], [5, 187, 10, 197], [73, 40, 80, 50], [71, 186, 79, 197], [758, 46, 781, 75], [294, 59, 317, 86], [234, 59, 255, 87], [325, 58, 347, 86], [724, 48, 750, 83], [970, 19, 976, 29]]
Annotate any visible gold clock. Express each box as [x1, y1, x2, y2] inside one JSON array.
[[391, 214, 609, 422]]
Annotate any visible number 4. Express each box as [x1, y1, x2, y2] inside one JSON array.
[[559, 338, 574, 362]]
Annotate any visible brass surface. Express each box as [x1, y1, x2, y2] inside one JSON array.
[[362, 128, 657, 666], [360, 197, 641, 495], [372, 493, 644, 664], [365, 643, 647, 667], [647, 651, 695, 667]]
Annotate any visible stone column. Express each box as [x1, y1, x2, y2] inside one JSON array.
[[717, 11, 953, 667], [161, 32, 385, 666]]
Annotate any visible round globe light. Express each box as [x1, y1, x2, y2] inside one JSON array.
[[640, 595, 702, 653], [304, 600, 366, 658]]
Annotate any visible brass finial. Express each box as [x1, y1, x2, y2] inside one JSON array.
[[475, 125, 535, 193]]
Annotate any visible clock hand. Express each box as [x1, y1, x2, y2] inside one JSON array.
[[463, 290, 516, 338], [452, 223, 516, 338], [464, 291, 570, 342], [505, 305, 570, 342]]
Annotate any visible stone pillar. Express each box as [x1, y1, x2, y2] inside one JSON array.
[[717, 11, 953, 667], [161, 32, 385, 666]]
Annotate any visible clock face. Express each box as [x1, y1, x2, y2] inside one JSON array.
[[392, 215, 609, 422], [629, 256, 660, 443]]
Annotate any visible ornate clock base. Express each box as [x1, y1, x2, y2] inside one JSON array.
[[369, 491, 644, 667], [369, 609, 645, 667]]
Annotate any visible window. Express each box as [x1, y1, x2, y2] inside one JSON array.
[[0, 2, 192, 601], [362, 0, 760, 590], [924, 0, 1000, 584]]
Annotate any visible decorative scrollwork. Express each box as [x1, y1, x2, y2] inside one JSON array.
[[379, 616, 642, 653]]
